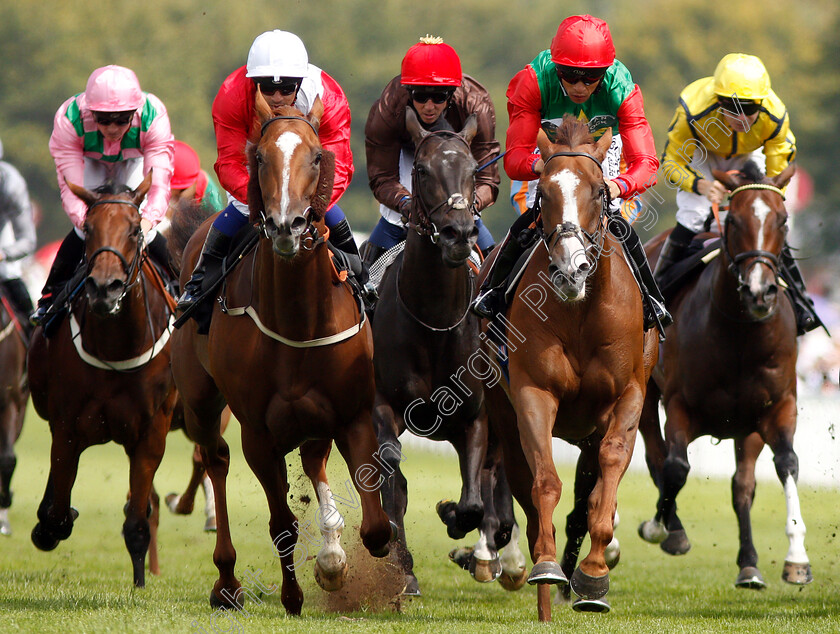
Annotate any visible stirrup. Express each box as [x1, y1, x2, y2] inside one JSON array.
[[30, 304, 51, 327], [645, 297, 672, 331], [470, 287, 504, 319]]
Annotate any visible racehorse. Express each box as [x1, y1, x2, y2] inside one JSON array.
[[27, 175, 178, 587], [0, 289, 29, 536], [637, 162, 812, 589], [482, 116, 658, 620], [170, 97, 393, 615], [371, 108, 527, 596]]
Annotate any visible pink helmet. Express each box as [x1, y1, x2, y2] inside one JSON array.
[[171, 140, 201, 190], [550, 15, 616, 69], [85, 65, 144, 112]]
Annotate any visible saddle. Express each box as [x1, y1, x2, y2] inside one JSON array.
[[657, 237, 722, 304]]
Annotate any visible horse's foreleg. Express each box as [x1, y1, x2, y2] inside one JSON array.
[[165, 443, 205, 516], [299, 439, 348, 593], [637, 383, 669, 544], [440, 412, 487, 539], [654, 398, 694, 554], [148, 486, 161, 576], [732, 432, 766, 588], [32, 430, 83, 551], [124, 424, 167, 588], [0, 417, 18, 535], [763, 398, 812, 586]]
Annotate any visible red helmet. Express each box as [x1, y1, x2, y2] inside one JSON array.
[[400, 36, 462, 87], [550, 15, 615, 69], [170, 140, 200, 190]]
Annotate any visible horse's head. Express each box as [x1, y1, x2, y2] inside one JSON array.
[[535, 116, 611, 301], [250, 91, 327, 258], [713, 162, 795, 320], [406, 107, 479, 267], [68, 173, 151, 316]]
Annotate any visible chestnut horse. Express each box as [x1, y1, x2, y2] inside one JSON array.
[[371, 108, 526, 595], [0, 289, 28, 536], [27, 176, 178, 587], [637, 162, 812, 589], [170, 98, 392, 615], [482, 117, 658, 620]]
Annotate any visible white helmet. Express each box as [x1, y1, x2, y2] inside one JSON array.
[[246, 30, 308, 81]]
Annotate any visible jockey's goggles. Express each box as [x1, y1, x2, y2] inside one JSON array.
[[254, 78, 301, 96], [409, 89, 453, 104], [93, 111, 134, 126], [717, 98, 761, 116], [555, 65, 606, 86]]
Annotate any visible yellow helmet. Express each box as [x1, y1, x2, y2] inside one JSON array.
[[712, 53, 771, 100]]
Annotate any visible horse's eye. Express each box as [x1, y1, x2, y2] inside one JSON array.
[[314, 152, 322, 166], [255, 152, 264, 165], [83, 223, 91, 236], [416, 165, 428, 177]]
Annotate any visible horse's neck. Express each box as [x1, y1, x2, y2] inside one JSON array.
[[400, 232, 471, 320], [254, 242, 345, 338]]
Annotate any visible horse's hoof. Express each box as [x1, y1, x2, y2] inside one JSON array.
[[435, 499, 456, 522], [203, 516, 217, 532], [470, 555, 501, 583], [660, 529, 691, 555], [498, 565, 528, 591], [604, 537, 620, 569], [0, 520, 11, 536], [570, 567, 609, 601], [314, 559, 349, 592], [455, 504, 484, 535], [782, 561, 813, 585], [31, 523, 59, 551], [573, 596, 611, 613], [209, 587, 244, 610], [527, 560, 567, 585], [735, 566, 767, 589], [402, 573, 421, 596], [638, 519, 668, 544], [448, 546, 473, 570], [165, 493, 182, 514]]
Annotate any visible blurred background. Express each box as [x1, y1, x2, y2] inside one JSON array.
[[2, 0, 838, 387]]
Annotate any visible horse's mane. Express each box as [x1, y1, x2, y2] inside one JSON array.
[[552, 114, 596, 149], [738, 160, 766, 184], [167, 199, 215, 271]]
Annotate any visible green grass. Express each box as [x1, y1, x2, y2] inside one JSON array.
[[1, 406, 839, 633]]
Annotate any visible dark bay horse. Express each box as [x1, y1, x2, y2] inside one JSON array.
[[27, 175, 178, 587], [170, 97, 392, 615], [0, 290, 28, 536], [482, 117, 658, 620], [371, 108, 526, 596], [637, 162, 812, 589]]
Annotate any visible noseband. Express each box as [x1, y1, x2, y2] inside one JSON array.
[[407, 131, 478, 242], [533, 151, 610, 255], [85, 199, 145, 292], [721, 183, 786, 289]]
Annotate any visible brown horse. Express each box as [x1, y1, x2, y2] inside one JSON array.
[[27, 175, 178, 587], [371, 108, 527, 595], [637, 162, 812, 589], [170, 97, 393, 615], [0, 290, 28, 536], [482, 116, 658, 620]]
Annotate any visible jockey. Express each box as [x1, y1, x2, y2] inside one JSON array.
[[170, 140, 225, 211], [656, 53, 819, 334], [363, 36, 500, 265], [0, 136, 37, 334], [177, 29, 372, 314], [470, 14, 672, 331], [31, 65, 175, 326]]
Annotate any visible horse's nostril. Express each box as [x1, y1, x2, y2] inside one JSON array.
[[469, 226, 480, 240], [578, 261, 591, 274], [766, 284, 778, 298], [290, 216, 307, 234], [439, 226, 458, 242], [107, 279, 124, 295]]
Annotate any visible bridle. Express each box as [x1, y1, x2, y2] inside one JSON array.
[[720, 183, 786, 291], [257, 115, 326, 252], [532, 150, 610, 257], [406, 130, 478, 243]]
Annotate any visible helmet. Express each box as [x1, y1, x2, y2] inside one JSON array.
[[550, 15, 615, 69], [246, 30, 308, 80], [85, 65, 144, 112], [401, 36, 462, 87], [712, 53, 771, 100], [171, 140, 201, 190]]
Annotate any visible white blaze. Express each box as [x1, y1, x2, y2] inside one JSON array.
[[549, 169, 587, 272], [275, 131, 302, 217], [748, 198, 772, 293]]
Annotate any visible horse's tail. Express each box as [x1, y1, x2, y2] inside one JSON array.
[[167, 200, 214, 270]]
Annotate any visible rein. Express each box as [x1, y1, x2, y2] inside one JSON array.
[[406, 130, 478, 241], [395, 267, 474, 332]]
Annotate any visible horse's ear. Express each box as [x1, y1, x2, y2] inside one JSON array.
[[712, 168, 741, 190], [593, 128, 612, 162], [132, 170, 153, 204], [254, 85, 273, 123], [541, 121, 559, 143], [65, 178, 97, 207], [308, 96, 324, 133], [771, 163, 796, 190], [405, 107, 429, 146], [460, 114, 478, 144], [536, 128, 552, 159]]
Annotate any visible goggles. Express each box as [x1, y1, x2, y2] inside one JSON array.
[[555, 65, 606, 87], [93, 111, 134, 126], [718, 98, 761, 116], [409, 89, 453, 104], [254, 78, 301, 96]]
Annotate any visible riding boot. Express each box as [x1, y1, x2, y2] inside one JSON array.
[[330, 218, 378, 307], [607, 211, 673, 331], [469, 210, 534, 319], [145, 232, 179, 294], [30, 230, 85, 327], [779, 243, 824, 335], [176, 227, 231, 313], [360, 240, 387, 270]]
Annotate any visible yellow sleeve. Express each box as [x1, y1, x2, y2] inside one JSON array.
[[660, 106, 705, 194], [763, 111, 796, 178]]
